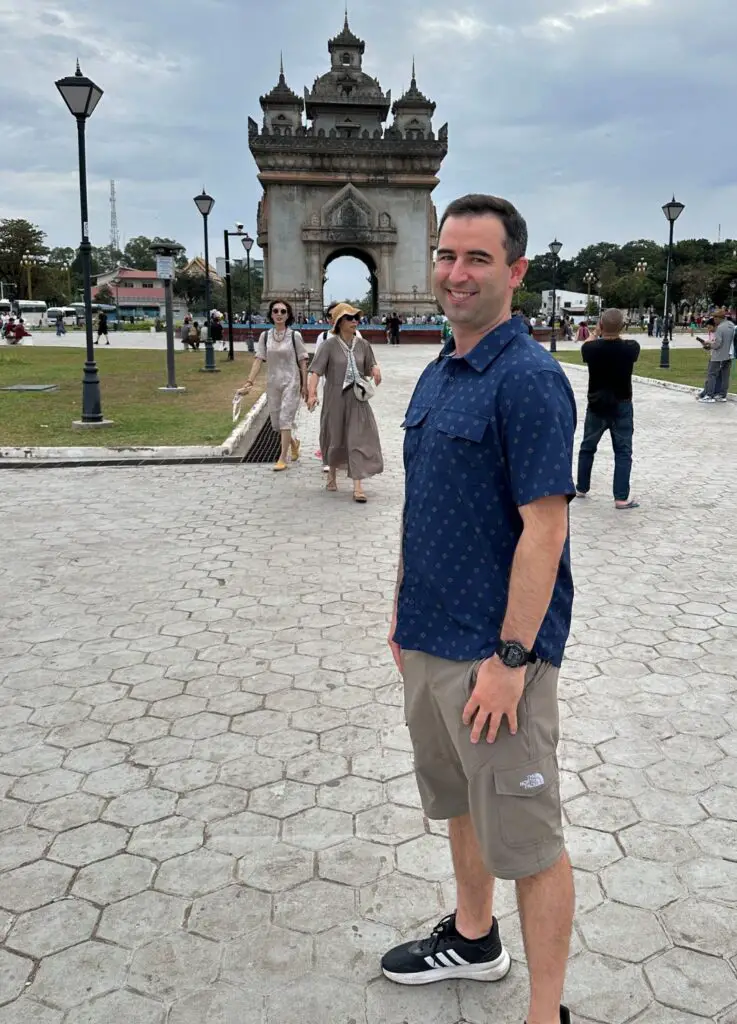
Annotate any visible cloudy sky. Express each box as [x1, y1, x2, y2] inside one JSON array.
[[1, 0, 735, 304]]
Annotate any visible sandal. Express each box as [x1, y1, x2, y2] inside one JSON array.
[[353, 491, 367, 503], [326, 472, 338, 492], [273, 460, 288, 472], [615, 500, 639, 510]]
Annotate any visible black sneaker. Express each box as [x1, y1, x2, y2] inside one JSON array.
[[381, 912, 510, 985]]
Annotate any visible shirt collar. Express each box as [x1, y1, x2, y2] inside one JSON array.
[[439, 316, 525, 372]]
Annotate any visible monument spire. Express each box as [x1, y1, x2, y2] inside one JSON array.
[[279, 51, 285, 80]]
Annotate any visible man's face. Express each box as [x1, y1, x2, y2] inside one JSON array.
[[433, 214, 528, 329]]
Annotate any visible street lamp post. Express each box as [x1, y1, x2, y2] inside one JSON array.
[[193, 189, 217, 372], [412, 284, 418, 318], [20, 253, 42, 300], [306, 287, 313, 322], [223, 223, 247, 362], [583, 269, 596, 319], [55, 62, 110, 427], [548, 239, 562, 353], [660, 196, 685, 369], [241, 233, 254, 352], [730, 279, 736, 316], [150, 239, 185, 392], [635, 259, 648, 323]]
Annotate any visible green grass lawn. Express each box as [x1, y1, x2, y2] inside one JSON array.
[[0, 347, 264, 447], [555, 348, 736, 393]]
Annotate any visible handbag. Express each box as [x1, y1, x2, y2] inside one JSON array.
[[353, 376, 376, 402]]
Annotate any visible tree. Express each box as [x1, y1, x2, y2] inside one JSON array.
[[231, 266, 263, 313], [95, 284, 115, 305], [123, 236, 156, 270], [93, 246, 123, 275], [0, 218, 48, 299], [513, 288, 542, 317]]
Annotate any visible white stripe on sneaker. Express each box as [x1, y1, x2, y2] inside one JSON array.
[[424, 956, 436, 968], [447, 949, 469, 966], [435, 952, 455, 967]]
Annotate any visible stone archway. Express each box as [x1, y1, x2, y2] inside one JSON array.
[[324, 246, 379, 316]]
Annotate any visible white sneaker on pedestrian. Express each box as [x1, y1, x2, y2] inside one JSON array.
[[698, 396, 716, 403], [715, 396, 728, 402]]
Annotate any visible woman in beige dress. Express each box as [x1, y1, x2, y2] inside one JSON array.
[[307, 302, 383, 502], [237, 298, 308, 471]]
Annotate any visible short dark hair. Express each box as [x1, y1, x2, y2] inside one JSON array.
[[267, 298, 295, 326], [438, 194, 528, 264]]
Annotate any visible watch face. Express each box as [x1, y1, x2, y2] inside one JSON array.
[[502, 642, 527, 668]]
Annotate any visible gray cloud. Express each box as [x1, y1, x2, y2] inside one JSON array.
[[1, 0, 735, 304]]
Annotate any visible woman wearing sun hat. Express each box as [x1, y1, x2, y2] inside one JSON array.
[[307, 302, 383, 502]]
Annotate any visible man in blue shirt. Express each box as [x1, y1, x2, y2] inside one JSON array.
[[382, 194, 576, 1024]]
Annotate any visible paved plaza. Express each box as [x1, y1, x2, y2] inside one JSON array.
[[1, 345, 737, 1023]]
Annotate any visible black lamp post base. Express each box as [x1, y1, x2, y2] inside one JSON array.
[[73, 419, 115, 429], [158, 386, 187, 393], [659, 341, 670, 369], [201, 341, 219, 373], [550, 333, 558, 354]]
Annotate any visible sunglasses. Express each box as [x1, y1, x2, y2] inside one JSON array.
[[342, 314, 359, 322], [272, 308, 288, 315]]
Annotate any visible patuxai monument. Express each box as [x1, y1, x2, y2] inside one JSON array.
[[248, 14, 448, 316]]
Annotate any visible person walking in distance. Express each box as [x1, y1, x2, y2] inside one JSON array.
[[575, 308, 640, 509], [95, 309, 109, 345], [385, 194, 576, 1024], [696, 307, 734, 402]]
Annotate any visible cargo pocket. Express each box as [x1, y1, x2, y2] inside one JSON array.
[[493, 754, 561, 849]]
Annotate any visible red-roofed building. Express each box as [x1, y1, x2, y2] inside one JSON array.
[[93, 267, 188, 321]]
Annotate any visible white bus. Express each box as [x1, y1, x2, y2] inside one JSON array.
[[12, 300, 47, 327], [46, 306, 77, 327]]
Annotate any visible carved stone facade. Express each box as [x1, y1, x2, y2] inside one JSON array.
[[249, 16, 448, 316]]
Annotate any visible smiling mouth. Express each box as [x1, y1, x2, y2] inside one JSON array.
[[447, 290, 476, 301]]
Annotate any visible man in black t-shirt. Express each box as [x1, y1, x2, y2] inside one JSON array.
[[576, 308, 641, 509]]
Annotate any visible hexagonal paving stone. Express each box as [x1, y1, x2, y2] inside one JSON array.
[[320, 724, 377, 757], [130, 737, 194, 768], [286, 750, 348, 786], [356, 803, 426, 846], [48, 821, 128, 866], [601, 857, 684, 910], [563, 826, 622, 873], [11, 767, 82, 803], [0, 947, 33, 1003], [177, 784, 248, 822], [153, 758, 219, 792], [248, 779, 315, 818], [633, 788, 707, 827], [396, 834, 454, 882], [188, 883, 271, 941], [29, 940, 129, 1009], [171, 712, 230, 740], [237, 840, 314, 891], [220, 924, 312, 998], [361, 873, 443, 932], [662, 896, 737, 956], [128, 815, 204, 860], [0, 859, 73, 912], [266, 974, 368, 1024], [168, 983, 264, 1024], [0, 826, 49, 872], [319, 838, 394, 887], [645, 947, 737, 1017], [315, 919, 400, 985], [281, 806, 353, 851], [578, 902, 668, 962], [677, 856, 737, 903], [0, 996, 63, 1023], [129, 932, 220, 1001], [192, 733, 254, 764], [318, 775, 384, 813], [82, 763, 150, 798], [565, 952, 651, 1024], [565, 793, 639, 832], [97, 889, 187, 948], [273, 879, 355, 933], [63, 990, 165, 1024], [217, 753, 283, 790], [352, 749, 414, 781], [30, 792, 104, 832], [700, 785, 737, 821], [230, 709, 283, 737], [385, 773, 423, 809], [5, 897, 98, 958], [597, 735, 663, 768], [620, 822, 698, 862], [103, 787, 177, 826], [155, 847, 234, 897], [72, 852, 155, 904]]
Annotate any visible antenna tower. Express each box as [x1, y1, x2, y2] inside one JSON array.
[[109, 180, 120, 255]]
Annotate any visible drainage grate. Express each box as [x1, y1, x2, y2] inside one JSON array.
[[242, 419, 282, 463]]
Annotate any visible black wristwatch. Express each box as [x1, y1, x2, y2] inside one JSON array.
[[495, 639, 536, 669]]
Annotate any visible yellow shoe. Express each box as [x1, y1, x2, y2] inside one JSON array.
[[273, 460, 288, 471], [290, 438, 301, 461]]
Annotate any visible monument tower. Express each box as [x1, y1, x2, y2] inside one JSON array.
[[248, 14, 448, 316]]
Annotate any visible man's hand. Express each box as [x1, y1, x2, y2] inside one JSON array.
[[388, 612, 402, 674], [372, 366, 382, 386], [462, 657, 525, 744], [307, 395, 319, 412]]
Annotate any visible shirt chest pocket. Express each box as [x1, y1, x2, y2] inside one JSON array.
[[434, 409, 489, 444]]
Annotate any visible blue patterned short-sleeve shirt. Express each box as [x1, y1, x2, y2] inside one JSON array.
[[395, 316, 577, 667]]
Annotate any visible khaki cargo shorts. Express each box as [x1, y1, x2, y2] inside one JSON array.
[[402, 650, 564, 881]]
